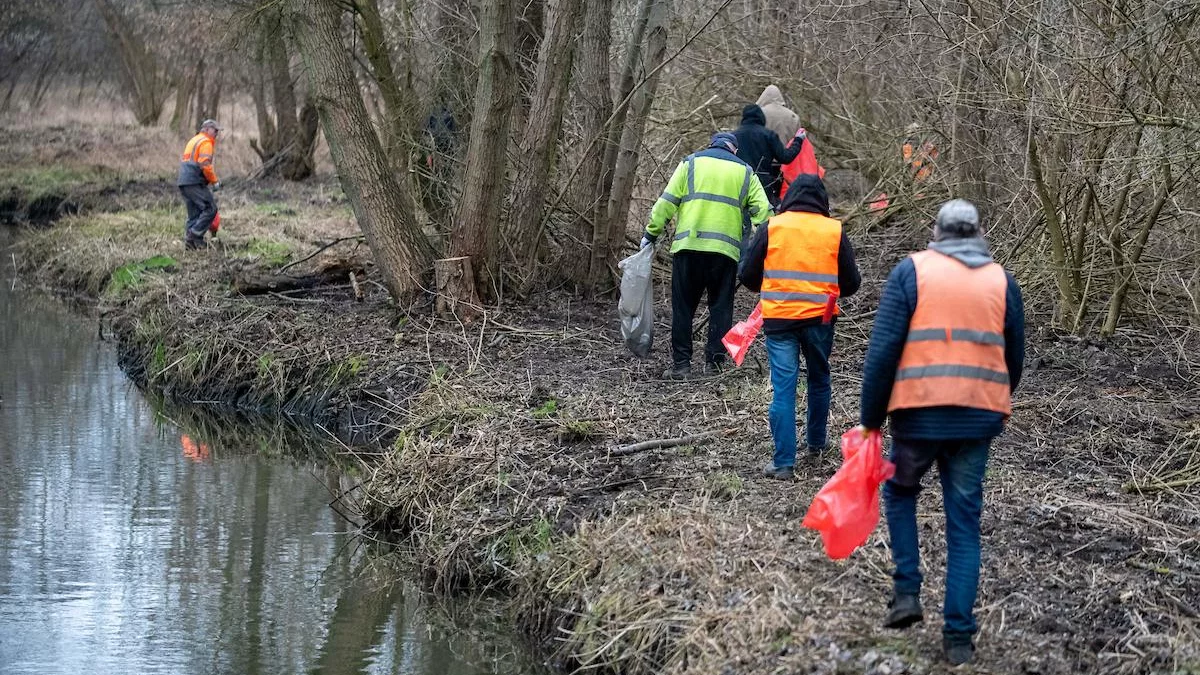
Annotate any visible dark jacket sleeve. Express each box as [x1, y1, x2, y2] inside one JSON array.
[[771, 131, 803, 165], [860, 259, 916, 429], [838, 232, 861, 298], [737, 224, 769, 292], [1004, 272, 1025, 392]]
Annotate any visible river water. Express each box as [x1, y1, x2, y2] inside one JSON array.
[[0, 255, 538, 674]]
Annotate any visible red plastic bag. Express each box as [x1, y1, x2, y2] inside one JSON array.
[[722, 302, 763, 366], [780, 128, 826, 197], [209, 211, 221, 234], [802, 428, 895, 560]]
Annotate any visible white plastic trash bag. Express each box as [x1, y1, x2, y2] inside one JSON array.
[[618, 246, 655, 358]]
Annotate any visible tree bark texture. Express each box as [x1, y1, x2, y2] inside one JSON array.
[[355, 0, 421, 219], [288, 0, 434, 300], [600, 0, 670, 287], [585, 0, 652, 289], [355, 0, 409, 155], [506, 0, 583, 273], [450, 0, 518, 298], [569, 0, 613, 267]]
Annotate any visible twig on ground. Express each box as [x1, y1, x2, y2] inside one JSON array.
[[611, 430, 727, 456]]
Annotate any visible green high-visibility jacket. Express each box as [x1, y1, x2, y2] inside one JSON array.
[[645, 149, 772, 262]]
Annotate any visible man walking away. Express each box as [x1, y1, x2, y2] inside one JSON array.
[[734, 103, 803, 208], [643, 132, 772, 379], [858, 199, 1025, 665], [739, 175, 860, 479], [178, 119, 223, 250]]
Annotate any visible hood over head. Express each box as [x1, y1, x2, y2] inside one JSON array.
[[778, 174, 829, 216], [740, 104, 766, 126], [756, 85, 786, 108]]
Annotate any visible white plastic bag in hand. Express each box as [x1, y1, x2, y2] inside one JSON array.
[[617, 246, 655, 358]]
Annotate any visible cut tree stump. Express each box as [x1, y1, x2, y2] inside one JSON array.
[[434, 256, 481, 321]]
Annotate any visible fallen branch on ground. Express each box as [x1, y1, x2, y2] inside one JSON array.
[[611, 430, 728, 456], [275, 235, 365, 274]]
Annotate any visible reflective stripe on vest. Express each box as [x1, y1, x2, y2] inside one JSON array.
[[181, 133, 212, 164], [674, 229, 741, 247], [760, 211, 842, 321], [678, 154, 752, 210], [671, 154, 752, 258], [887, 249, 1011, 416]]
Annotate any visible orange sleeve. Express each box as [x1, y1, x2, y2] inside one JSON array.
[[198, 138, 218, 184]]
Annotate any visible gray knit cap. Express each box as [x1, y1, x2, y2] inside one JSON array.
[[934, 199, 981, 239]]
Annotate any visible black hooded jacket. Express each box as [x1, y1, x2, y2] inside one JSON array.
[[738, 175, 861, 334], [734, 104, 802, 206]]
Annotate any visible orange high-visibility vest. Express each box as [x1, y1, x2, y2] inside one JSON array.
[[887, 250, 1011, 416], [181, 133, 218, 184], [902, 139, 936, 181], [761, 211, 842, 321]]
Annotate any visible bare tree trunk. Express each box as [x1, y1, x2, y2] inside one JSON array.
[[506, 0, 583, 275], [354, 0, 422, 221], [288, 0, 434, 300], [1100, 165, 1173, 337], [250, 61, 280, 161], [510, 0, 546, 136], [420, 0, 473, 233], [355, 0, 409, 154], [598, 0, 670, 290], [598, 0, 653, 213], [1028, 137, 1080, 329], [450, 0, 518, 302], [170, 63, 198, 133], [92, 0, 171, 126], [570, 0, 613, 269]]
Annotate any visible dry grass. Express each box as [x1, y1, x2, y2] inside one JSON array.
[[1, 87, 332, 182], [6, 114, 1199, 675]]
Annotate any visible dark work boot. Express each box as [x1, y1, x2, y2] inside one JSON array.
[[702, 361, 724, 376], [761, 461, 794, 480], [943, 635, 975, 666], [882, 593, 924, 629], [661, 364, 692, 380]]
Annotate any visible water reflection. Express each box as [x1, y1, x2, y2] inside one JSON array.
[[0, 263, 538, 675]]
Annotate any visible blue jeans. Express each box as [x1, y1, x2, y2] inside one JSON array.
[[883, 438, 990, 639], [765, 325, 833, 468]]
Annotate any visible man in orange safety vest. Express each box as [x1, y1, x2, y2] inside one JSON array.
[[858, 199, 1025, 666], [178, 119, 222, 250], [738, 174, 861, 478]]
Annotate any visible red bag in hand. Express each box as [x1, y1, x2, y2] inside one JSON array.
[[722, 302, 763, 366], [802, 428, 895, 560], [780, 128, 826, 197]]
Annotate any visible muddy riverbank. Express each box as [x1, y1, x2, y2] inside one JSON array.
[[5, 124, 1199, 674], [0, 267, 545, 675]]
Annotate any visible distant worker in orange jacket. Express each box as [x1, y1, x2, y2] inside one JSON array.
[[902, 123, 938, 182], [178, 119, 222, 250], [858, 199, 1025, 665]]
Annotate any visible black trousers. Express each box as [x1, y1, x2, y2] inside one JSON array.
[[670, 250, 737, 367], [179, 184, 216, 242]]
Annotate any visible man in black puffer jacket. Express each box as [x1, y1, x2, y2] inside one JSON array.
[[734, 104, 804, 207]]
